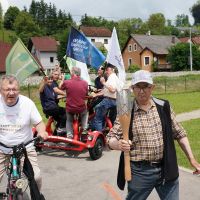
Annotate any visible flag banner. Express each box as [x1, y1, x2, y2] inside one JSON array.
[[6, 38, 40, 84], [106, 27, 126, 83], [66, 27, 105, 69], [66, 57, 91, 84]]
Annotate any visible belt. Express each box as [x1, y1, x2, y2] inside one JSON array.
[[132, 160, 162, 167], [105, 96, 116, 100]]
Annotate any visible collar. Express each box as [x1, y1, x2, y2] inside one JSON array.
[[134, 98, 155, 112]]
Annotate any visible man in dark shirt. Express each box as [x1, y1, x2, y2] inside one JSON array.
[[39, 76, 66, 132], [60, 67, 88, 138]]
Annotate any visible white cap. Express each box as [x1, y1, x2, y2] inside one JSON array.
[[131, 70, 153, 85]]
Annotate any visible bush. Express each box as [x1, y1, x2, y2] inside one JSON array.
[[127, 64, 140, 73]]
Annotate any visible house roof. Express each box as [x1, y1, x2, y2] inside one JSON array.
[[0, 41, 12, 72], [128, 34, 180, 55], [191, 36, 200, 45], [80, 26, 112, 37], [28, 36, 58, 52], [179, 37, 189, 43]]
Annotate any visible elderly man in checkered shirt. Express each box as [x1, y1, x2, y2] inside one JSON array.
[[107, 70, 200, 200]]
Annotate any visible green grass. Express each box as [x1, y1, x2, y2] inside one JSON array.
[[155, 92, 200, 114], [176, 119, 200, 170], [0, 28, 16, 43]]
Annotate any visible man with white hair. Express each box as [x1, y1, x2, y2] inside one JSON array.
[[107, 70, 200, 200]]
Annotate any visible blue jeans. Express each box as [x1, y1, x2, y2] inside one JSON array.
[[126, 161, 179, 200], [91, 97, 116, 131]]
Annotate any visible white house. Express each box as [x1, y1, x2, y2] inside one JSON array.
[[80, 26, 112, 51], [28, 36, 59, 74]]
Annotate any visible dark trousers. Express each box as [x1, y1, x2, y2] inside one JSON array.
[[44, 106, 66, 128]]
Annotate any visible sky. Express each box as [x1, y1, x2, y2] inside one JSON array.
[[1, 0, 198, 24]]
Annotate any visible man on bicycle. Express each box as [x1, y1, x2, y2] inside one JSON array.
[[0, 75, 48, 190]]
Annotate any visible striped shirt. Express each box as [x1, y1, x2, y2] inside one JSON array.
[[107, 99, 187, 161]]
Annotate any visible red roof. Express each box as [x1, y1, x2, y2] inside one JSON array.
[[80, 26, 112, 37], [192, 36, 200, 45], [30, 36, 58, 52], [0, 41, 12, 72], [179, 37, 189, 43]]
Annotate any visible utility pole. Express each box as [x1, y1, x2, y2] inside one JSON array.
[[189, 27, 193, 71]]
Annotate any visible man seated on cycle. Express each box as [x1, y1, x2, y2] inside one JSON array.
[[0, 75, 48, 191], [59, 66, 88, 139], [91, 63, 122, 131], [39, 75, 66, 134]]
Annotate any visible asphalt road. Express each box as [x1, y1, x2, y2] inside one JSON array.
[[1, 147, 200, 200]]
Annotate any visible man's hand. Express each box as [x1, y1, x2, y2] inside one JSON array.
[[190, 158, 200, 175], [38, 131, 48, 140], [118, 139, 132, 152]]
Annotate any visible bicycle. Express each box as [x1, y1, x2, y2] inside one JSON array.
[[0, 137, 43, 200]]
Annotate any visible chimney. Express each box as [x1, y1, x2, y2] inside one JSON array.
[[172, 36, 176, 44]]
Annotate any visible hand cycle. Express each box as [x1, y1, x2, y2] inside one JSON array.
[[0, 137, 41, 200]]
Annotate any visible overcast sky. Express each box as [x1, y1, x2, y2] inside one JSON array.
[[1, 0, 198, 24]]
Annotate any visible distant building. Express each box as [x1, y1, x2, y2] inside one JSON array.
[[28, 36, 59, 74], [0, 41, 12, 73], [122, 34, 180, 71], [80, 26, 112, 51], [179, 36, 200, 46]]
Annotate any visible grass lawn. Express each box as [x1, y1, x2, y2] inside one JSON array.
[[176, 119, 200, 170]]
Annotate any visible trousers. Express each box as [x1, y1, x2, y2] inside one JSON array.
[[126, 161, 179, 200]]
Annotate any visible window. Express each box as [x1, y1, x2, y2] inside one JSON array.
[[144, 57, 150, 65], [104, 39, 108, 44], [134, 43, 137, 51], [128, 58, 132, 66], [128, 44, 132, 52], [91, 38, 95, 42], [50, 57, 54, 63]]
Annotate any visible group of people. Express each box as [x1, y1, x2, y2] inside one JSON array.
[[0, 67, 200, 199]]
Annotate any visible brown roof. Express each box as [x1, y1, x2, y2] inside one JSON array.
[[80, 26, 112, 37], [179, 37, 189, 43], [0, 41, 12, 73], [191, 36, 200, 45], [127, 34, 180, 55], [29, 36, 58, 52]]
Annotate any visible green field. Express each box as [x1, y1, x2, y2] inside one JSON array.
[[0, 28, 16, 43]]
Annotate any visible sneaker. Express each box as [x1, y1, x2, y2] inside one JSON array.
[[81, 129, 88, 135], [67, 133, 73, 139]]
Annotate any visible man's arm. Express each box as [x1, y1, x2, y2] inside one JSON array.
[[177, 137, 200, 174], [38, 77, 48, 93], [53, 87, 65, 96], [34, 121, 48, 140]]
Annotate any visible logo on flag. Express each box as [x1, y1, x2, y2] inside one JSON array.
[[66, 27, 105, 69]]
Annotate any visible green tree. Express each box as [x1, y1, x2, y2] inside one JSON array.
[[0, 2, 2, 28], [190, 0, 200, 25], [4, 6, 20, 30], [13, 11, 41, 45], [167, 43, 200, 71], [147, 13, 166, 34], [46, 3, 57, 35], [175, 14, 190, 27]]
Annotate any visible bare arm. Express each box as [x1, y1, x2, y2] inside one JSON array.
[[53, 87, 65, 96], [34, 121, 48, 140], [38, 77, 48, 93], [177, 137, 200, 174]]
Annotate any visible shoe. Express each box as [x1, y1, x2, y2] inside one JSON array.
[[67, 133, 73, 139], [81, 129, 88, 135]]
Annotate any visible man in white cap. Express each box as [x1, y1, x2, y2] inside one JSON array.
[[106, 70, 200, 200]]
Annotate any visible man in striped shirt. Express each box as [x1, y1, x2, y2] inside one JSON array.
[[107, 70, 200, 200]]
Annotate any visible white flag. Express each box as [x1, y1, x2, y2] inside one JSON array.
[[106, 27, 126, 83], [66, 57, 91, 84]]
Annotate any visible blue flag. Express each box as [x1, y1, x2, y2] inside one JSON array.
[[66, 27, 105, 69]]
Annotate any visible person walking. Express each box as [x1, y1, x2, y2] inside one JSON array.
[[106, 70, 200, 200]]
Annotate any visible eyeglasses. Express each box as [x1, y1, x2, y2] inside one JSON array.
[[2, 88, 19, 93], [132, 84, 152, 92]]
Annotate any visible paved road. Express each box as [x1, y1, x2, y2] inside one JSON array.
[[1, 110, 200, 200]]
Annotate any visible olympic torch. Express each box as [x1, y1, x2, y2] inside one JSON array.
[[116, 88, 133, 181]]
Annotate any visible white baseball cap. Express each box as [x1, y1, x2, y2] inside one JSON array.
[[131, 70, 153, 85]]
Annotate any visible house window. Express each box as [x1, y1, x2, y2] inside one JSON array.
[[134, 43, 137, 51], [128, 44, 132, 52], [91, 38, 95, 42], [50, 57, 54, 63], [128, 58, 132, 66], [104, 39, 108, 44], [144, 57, 150, 65]]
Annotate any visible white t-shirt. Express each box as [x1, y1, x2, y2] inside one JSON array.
[[103, 73, 123, 99], [0, 94, 42, 153]]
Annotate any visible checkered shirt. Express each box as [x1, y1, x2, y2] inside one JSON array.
[[107, 99, 187, 161]]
